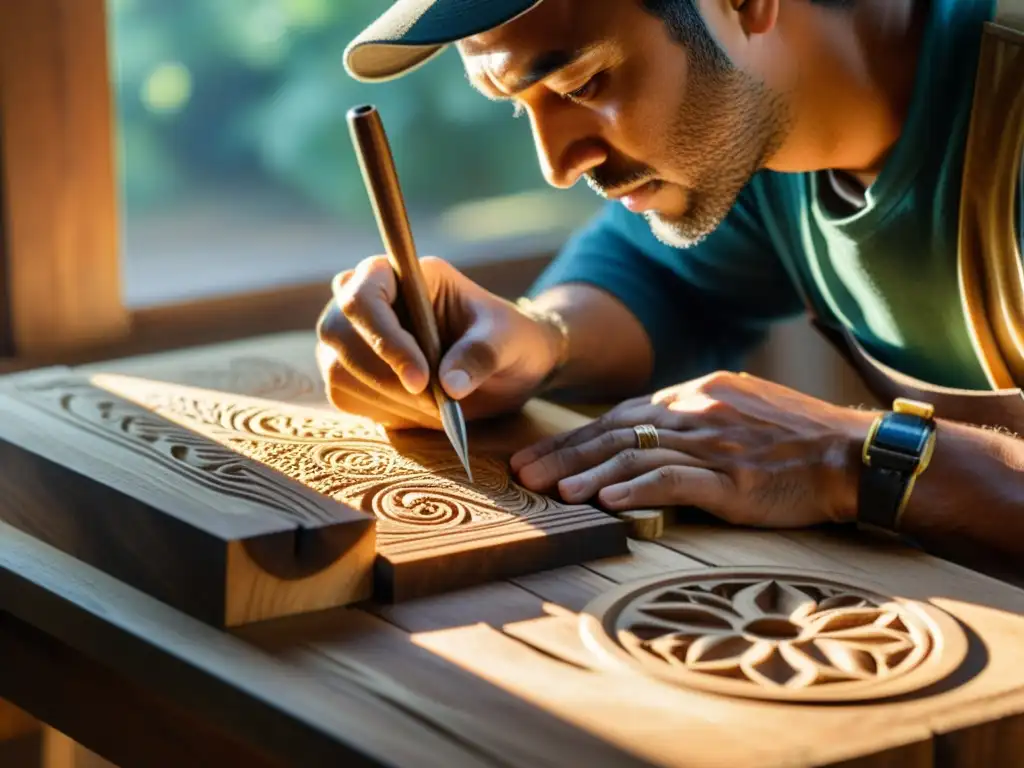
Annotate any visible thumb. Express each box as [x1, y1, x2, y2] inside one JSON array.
[[437, 317, 503, 400]]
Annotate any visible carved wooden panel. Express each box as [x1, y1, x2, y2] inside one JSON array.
[[0, 367, 376, 627], [91, 372, 628, 601], [579, 568, 968, 703], [0, 365, 626, 610]]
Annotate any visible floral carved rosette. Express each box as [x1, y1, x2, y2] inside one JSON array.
[[579, 568, 967, 703]]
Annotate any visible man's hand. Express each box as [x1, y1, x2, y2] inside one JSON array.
[[316, 256, 563, 429], [510, 372, 876, 527]]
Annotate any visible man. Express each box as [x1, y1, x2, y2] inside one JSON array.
[[317, 0, 1024, 573]]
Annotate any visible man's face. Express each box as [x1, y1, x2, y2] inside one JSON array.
[[457, 0, 791, 247]]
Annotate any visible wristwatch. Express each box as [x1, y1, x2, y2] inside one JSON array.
[[857, 398, 938, 536]]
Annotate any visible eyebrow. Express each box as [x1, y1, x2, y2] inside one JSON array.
[[470, 47, 593, 100]]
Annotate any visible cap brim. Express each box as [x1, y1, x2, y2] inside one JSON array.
[[344, 0, 544, 82]]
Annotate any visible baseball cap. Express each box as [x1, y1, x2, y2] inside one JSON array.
[[344, 0, 545, 83]]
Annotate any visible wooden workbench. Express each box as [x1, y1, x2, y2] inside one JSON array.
[[1, 331, 1023, 768]]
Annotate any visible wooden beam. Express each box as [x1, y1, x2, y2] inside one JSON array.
[[0, 0, 129, 356], [0, 148, 15, 358]]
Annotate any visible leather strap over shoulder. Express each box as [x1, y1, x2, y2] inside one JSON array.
[[956, 11, 1024, 389]]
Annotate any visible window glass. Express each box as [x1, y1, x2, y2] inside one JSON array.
[[108, 0, 600, 307]]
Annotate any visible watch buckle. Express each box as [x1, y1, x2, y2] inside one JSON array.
[[893, 398, 935, 421]]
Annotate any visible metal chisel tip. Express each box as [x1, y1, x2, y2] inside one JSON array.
[[438, 397, 473, 484]]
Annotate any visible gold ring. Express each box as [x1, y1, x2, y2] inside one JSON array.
[[633, 424, 659, 450]]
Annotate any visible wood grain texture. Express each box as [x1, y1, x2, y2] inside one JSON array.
[[0, 368, 375, 627], [351, 520, 1024, 767], [70, 370, 626, 602], [0, 0, 128, 355], [0, 341, 624, 609], [6, 333, 1024, 767], [239, 607, 658, 768], [359, 554, 936, 767], [0, 521, 498, 768]]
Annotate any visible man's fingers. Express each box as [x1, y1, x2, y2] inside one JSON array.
[[516, 428, 644, 492], [316, 341, 441, 429], [558, 448, 701, 503], [332, 258, 430, 394], [328, 382, 440, 430], [598, 465, 728, 512], [437, 317, 502, 400], [509, 401, 658, 473]]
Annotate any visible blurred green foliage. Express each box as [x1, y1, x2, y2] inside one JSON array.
[[107, 0, 560, 218]]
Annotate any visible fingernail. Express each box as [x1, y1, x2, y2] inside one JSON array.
[[399, 365, 426, 394], [442, 369, 472, 399], [560, 478, 582, 497], [601, 485, 628, 504], [517, 462, 543, 488]]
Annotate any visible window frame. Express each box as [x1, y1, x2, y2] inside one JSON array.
[[0, 0, 554, 369], [0, 0, 130, 360]]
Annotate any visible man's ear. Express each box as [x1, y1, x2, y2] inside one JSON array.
[[732, 0, 779, 36]]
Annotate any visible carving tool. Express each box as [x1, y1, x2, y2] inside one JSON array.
[[347, 104, 473, 483]]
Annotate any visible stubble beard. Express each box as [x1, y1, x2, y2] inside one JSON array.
[[646, 66, 791, 249]]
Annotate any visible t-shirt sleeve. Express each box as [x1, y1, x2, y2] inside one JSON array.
[[527, 183, 805, 388]]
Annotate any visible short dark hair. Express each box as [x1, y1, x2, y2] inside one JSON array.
[[643, 0, 854, 70]]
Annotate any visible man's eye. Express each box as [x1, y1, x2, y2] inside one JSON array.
[[563, 72, 604, 102]]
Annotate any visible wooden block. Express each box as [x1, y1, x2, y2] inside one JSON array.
[[617, 509, 665, 540], [0, 368, 376, 627], [0, 367, 625, 609]]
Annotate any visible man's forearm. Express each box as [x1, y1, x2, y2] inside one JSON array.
[[531, 283, 654, 400], [849, 418, 1024, 573]]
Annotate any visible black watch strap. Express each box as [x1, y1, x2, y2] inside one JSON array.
[[857, 447, 918, 532], [857, 400, 936, 535]]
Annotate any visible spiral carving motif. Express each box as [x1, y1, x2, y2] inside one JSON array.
[[55, 376, 584, 535], [310, 442, 402, 477], [370, 483, 475, 528]]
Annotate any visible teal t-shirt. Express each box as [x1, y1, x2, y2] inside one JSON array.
[[531, 0, 1022, 392]]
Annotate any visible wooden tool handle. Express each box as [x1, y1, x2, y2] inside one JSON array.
[[347, 104, 443, 373]]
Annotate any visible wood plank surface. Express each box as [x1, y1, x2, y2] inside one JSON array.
[[0, 368, 376, 627], [62, 334, 1024, 764], [351, 548, 936, 767], [309, 516, 1024, 766], [0, 521, 498, 768], [239, 608, 656, 768], [4, 331, 1024, 768]]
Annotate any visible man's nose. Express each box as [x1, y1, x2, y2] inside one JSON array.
[[528, 105, 607, 189]]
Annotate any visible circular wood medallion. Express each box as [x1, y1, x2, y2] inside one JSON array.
[[579, 567, 968, 703]]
